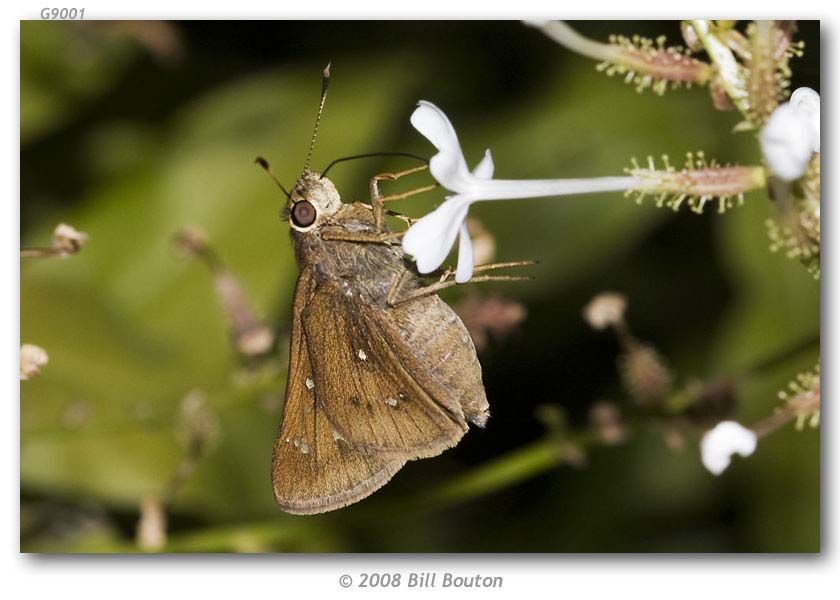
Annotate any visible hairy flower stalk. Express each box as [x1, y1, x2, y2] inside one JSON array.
[[700, 364, 819, 475], [744, 21, 801, 126], [774, 364, 821, 431], [173, 227, 275, 359], [766, 200, 820, 278], [625, 153, 766, 214], [525, 21, 712, 94], [762, 89, 820, 276], [689, 20, 803, 129]]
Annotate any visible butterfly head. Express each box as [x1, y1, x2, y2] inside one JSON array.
[[287, 170, 341, 232]]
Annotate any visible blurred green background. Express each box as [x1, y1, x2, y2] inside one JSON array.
[[20, 20, 819, 552]]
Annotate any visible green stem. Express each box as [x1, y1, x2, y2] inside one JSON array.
[[422, 438, 571, 509]]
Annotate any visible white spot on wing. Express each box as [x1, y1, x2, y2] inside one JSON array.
[[305, 377, 315, 390], [385, 398, 398, 407], [357, 349, 368, 361]]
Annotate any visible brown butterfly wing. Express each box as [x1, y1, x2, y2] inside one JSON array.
[[272, 268, 405, 515], [302, 281, 469, 461], [389, 293, 489, 427]]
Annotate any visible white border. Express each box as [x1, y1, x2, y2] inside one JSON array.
[[4, 3, 836, 599]]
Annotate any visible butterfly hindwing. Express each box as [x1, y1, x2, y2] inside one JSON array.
[[388, 293, 489, 427]]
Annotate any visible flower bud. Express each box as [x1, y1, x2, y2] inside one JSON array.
[[589, 401, 628, 445], [20, 344, 49, 380], [52, 223, 89, 254], [620, 344, 673, 406], [583, 292, 627, 330]]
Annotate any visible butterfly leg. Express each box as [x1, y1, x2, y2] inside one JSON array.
[[473, 260, 538, 273], [384, 209, 418, 227], [356, 203, 418, 228], [425, 260, 537, 280], [387, 262, 536, 307], [370, 165, 436, 232]]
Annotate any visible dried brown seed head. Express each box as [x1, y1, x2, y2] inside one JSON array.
[[620, 344, 674, 406]]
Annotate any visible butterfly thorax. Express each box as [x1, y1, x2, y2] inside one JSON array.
[[292, 203, 419, 308]]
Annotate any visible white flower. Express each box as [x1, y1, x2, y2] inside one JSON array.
[[700, 420, 757, 476], [759, 87, 820, 181], [402, 101, 639, 282]]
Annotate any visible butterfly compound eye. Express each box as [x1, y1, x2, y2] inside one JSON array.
[[291, 200, 317, 228]]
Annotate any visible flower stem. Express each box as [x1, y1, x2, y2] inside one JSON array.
[[530, 20, 621, 63], [423, 438, 572, 509], [690, 20, 751, 120], [20, 247, 73, 259], [471, 176, 641, 201]]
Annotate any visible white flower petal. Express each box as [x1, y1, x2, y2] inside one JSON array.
[[790, 87, 820, 152], [760, 88, 820, 181], [410, 100, 461, 153], [472, 149, 495, 180], [411, 101, 472, 192], [402, 195, 472, 274], [522, 19, 550, 28], [700, 421, 757, 476], [455, 221, 474, 283], [760, 104, 813, 181]]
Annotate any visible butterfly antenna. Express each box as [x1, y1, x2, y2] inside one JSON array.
[[254, 156, 291, 198], [303, 62, 331, 175], [320, 152, 429, 179]]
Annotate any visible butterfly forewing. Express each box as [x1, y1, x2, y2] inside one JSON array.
[[302, 281, 468, 461], [271, 269, 405, 515]]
